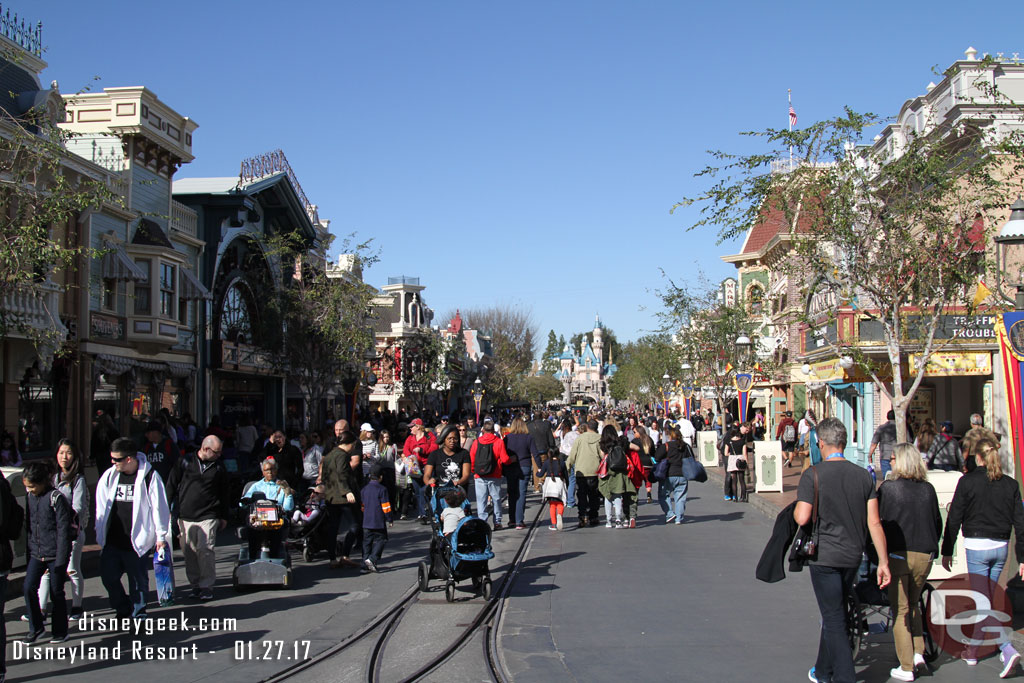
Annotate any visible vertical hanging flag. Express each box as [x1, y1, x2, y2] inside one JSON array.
[[789, 104, 798, 129], [996, 313, 1024, 494], [734, 373, 754, 423]]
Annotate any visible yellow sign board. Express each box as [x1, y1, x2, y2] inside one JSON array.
[[908, 351, 992, 377]]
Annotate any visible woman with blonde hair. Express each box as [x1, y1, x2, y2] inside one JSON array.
[[877, 443, 941, 681], [941, 437, 1024, 676], [503, 417, 538, 529]]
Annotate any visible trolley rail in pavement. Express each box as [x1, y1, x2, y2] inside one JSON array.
[[263, 500, 545, 683]]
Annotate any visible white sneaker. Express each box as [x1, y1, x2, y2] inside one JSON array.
[[556, 512, 563, 530], [1000, 650, 1021, 678], [889, 666, 914, 681], [912, 653, 926, 670], [605, 521, 613, 528], [962, 655, 978, 666]]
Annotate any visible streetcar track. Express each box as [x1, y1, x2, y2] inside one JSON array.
[[264, 494, 545, 683]]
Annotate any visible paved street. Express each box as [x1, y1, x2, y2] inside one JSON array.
[[3, 485, 1019, 682]]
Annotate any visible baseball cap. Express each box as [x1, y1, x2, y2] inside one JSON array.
[[360, 423, 374, 432], [410, 418, 424, 426]]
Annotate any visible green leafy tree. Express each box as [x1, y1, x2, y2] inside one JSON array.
[[607, 334, 677, 405], [459, 304, 537, 403], [541, 329, 561, 374], [676, 69, 1024, 440], [519, 373, 564, 404], [260, 232, 379, 429], [0, 57, 115, 346]]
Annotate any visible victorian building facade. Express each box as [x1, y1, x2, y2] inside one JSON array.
[[173, 151, 329, 431]]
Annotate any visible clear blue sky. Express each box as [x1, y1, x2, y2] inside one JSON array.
[[34, 1, 1022, 353]]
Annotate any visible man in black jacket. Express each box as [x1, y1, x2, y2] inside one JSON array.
[[527, 412, 556, 492], [167, 435, 229, 600]]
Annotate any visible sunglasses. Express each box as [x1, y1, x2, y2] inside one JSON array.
[[110, 454, 130, 463]]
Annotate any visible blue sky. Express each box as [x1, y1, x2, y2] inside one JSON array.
[[33, 1, 1024, 353]]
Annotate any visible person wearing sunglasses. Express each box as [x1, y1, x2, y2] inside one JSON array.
[[94, 437, 171, 619]]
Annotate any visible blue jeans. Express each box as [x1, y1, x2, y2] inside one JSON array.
[[658, 476, 688, 521], [100, 545, 151, 618], [809, 564, 859, 683], [505, 466, 529, 526], [965, 545, 1013, 652], [25, 556, 68, 637], [410, 477, 428, 518], [566, 466, 576, 508], [880, 456, 893, 478], [474, 477, 503, 526]]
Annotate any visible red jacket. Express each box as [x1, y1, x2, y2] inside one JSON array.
[[403, 432, 438, 467], [470, 432, 510, 479]]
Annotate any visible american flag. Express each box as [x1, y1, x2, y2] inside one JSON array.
[[789, 105, 798, 128]]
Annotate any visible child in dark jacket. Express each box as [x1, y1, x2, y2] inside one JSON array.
[[360, 467, 392, 573], [22, 461, 72, 644]]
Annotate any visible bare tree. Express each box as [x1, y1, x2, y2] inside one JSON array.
[[457, 304, 537, 401]]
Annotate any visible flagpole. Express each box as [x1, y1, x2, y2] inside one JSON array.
[[788, 89, 793, 166]]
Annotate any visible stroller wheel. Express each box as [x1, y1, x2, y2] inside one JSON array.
[[417, 561, 430, 592], [481, 578, 492, 600], [302, 546, 313, 563], [444, 582, 455, 603]]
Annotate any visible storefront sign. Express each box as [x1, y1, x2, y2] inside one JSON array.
[[90, 313, 124, 341], [904, 314, 996, 342], [908, 352, 992, 377], [803, 321, 837, 351]]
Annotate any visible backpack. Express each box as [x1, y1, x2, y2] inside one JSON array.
[[0, 476, 24, 541], [606, 444, 627, 473], [474, 441, 497, 476], [783, 423, 796, 442], [50, 490, 80, 537]]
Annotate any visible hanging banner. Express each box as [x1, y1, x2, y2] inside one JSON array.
[[681, 386, 694, 419], [734, 373, 753, 423], [996, 312, 1024, 486]]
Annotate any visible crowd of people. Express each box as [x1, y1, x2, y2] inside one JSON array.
[[1, 400, 1012, 683], [780, 410, 1023, 683]]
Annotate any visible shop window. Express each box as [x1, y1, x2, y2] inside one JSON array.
[[18, 371, 54, 454], [160, 263, 176, 318], [178, 298, 189, 326], [134, 258, 151, 314], [102, 278, 118, 311]]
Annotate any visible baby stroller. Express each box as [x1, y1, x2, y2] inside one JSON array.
[[287, 488, 330, 563], [846, 554, 938, 663], [418, 484, 495, 602]]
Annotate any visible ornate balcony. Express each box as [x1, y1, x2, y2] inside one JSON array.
[[170, 199, 197, 238], [0, 279, 66, 340]]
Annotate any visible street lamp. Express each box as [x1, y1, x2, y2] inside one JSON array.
[[734, 332, 752, 367], [472, 378, 485, 424], [995, 197, 1024, 310]]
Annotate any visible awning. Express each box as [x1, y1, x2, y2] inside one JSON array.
[[100, 244, 147, 282], [94, 354, 196, 377], [828, 381, 862, 397], [179, 267, 212, 301], [95, 354, 136, 376], [750, 396, 767, 408]]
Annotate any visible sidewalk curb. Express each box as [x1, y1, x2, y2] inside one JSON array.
[[704, 469, 780, 521]]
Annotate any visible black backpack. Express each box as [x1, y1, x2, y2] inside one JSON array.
[[0, 476, 25, 541], [606, 444, 627, 473], [474, 441, 497, 476]]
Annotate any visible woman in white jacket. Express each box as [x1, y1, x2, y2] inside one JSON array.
[[95, 438, 171, 619]]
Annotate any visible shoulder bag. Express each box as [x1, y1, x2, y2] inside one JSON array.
[[680, 443, 708, 483], [788, 467, 819, 565]]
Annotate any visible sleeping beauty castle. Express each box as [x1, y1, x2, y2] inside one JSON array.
[[554, 315, 617, 406]]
